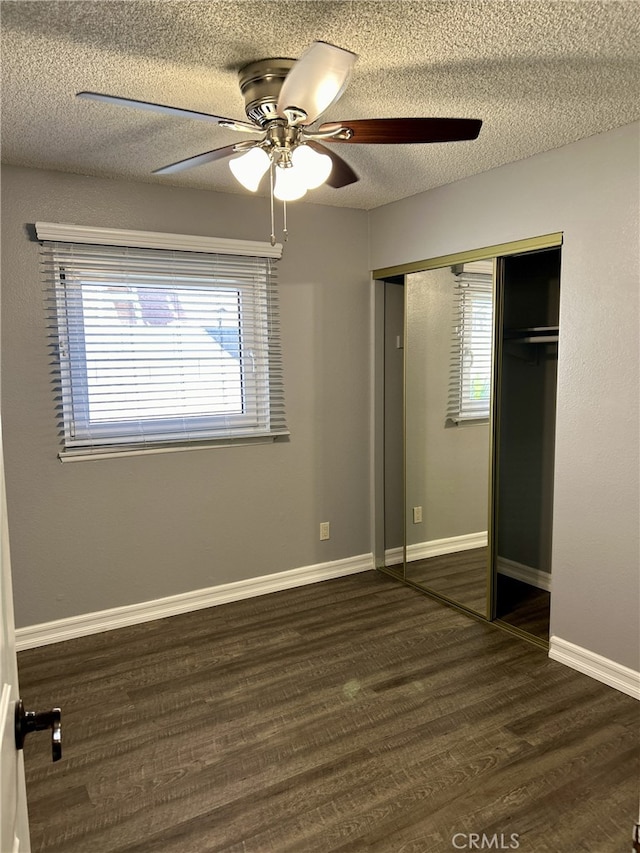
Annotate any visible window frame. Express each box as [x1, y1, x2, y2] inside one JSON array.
[[57, 273, 268, 447], [457, 285, 492, 421], [448, 266, 494, 425], [38, 223, 285, 459]]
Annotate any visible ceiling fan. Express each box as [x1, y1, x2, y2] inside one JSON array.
[[77, 41, 482, 241]]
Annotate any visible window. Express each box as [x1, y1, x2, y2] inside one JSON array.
[[447, 262, 494, 423], [38, 224, 287, 458]]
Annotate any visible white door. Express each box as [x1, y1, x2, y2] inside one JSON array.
[[0, 422, 31, 853]]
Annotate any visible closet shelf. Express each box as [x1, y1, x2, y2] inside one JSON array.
[[504, 326, 559, 344]]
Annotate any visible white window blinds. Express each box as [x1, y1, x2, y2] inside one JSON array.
[[39, 226, 287, 458], [448, 261, 494, 423]]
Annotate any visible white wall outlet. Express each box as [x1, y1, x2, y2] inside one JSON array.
[[412, 506, 423, 524], [320, 521, 330, 540]]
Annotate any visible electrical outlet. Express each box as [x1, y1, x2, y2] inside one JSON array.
[[413, 506, 423, 524], [320, 521, 330, 540]]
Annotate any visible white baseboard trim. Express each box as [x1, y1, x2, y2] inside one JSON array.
[[549, 636, 640, 700], [384, 545, 403, 567], [497, 557, 552, 592], [385, 531, 487, 567], [15, 552, 375, 651]]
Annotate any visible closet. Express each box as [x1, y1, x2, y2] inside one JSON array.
[[374, 235, 562, 647], [493, 247, 561, 641]]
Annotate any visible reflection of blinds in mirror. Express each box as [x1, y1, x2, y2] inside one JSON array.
[[448, 261, 493, 423]]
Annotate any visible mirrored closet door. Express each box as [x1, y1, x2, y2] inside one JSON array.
[[404, 264, 493, 617], [375, 234, 562, 645]]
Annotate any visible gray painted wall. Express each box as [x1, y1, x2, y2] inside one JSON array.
[[1, 165, 370, 628], [405, 268, 490, 546], [370, 121, 640, 671]]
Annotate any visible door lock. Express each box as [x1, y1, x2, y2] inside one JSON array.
[[15, 699, 62, 762]]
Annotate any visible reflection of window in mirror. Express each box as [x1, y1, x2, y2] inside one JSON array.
[[448, 261, 493, 424]]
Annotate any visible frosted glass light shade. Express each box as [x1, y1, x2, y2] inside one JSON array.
[[291, 145, 333, 189], [277, 42, 357, 124], [229, 147, 270, 191], [273, 164, 307, 201]]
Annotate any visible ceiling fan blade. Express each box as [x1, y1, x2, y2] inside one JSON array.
[[153, 143, 256, 175], [318, 117, 483, 144], [306, 141, 359, 188], [277, 42, 357, 125], [76, 91, 252, 128]]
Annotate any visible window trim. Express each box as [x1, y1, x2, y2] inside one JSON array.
[[35, 222, 282, 258]]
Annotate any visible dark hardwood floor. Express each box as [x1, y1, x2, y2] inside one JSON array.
[[17, 571, 639, 852]]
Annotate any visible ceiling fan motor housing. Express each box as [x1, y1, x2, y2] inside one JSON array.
[[238, 58, 295, 126]]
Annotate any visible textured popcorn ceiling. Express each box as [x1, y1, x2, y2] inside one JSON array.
[[1, 1, 639, 209]]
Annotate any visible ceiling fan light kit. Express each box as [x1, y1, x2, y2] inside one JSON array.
[[290, 144, 333, 189], [76, 41, 482, 246], [229, 146, 271, 192], [273, 162, 307, 202]]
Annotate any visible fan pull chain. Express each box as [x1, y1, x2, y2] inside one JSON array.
[[269, 163, 276, 247], [283, 199, 288, 242]]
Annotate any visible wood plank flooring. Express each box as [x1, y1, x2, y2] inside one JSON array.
[[17, 571, 639, 853]]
